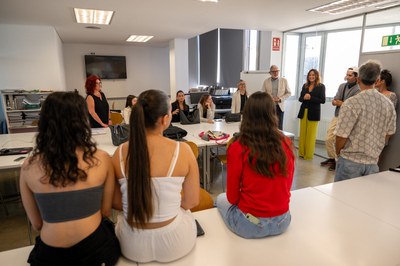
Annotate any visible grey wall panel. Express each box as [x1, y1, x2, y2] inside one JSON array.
[[359, 52, 400, 170]]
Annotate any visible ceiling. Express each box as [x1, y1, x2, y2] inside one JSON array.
[[0, 0, 393, 47]]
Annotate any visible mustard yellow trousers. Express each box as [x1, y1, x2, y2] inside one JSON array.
[[298, 109, 318, 160]]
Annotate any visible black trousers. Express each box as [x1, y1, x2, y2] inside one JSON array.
[[28, 219, 121, 266], [276, 105, 284, 130]]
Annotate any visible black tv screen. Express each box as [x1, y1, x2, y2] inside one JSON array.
[[85, 55, 127, 79]]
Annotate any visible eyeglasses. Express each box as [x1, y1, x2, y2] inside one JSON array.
[[96, 81, 102, 85], [270, 70, 280, 73]]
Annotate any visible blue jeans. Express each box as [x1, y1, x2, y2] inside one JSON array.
[[216, 193, 291, 239], [335, 156, 379, 182]]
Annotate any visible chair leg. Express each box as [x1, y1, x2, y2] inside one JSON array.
[[221, 162, 226, 192], [0, 191, 9, 216], [26, 215, 33, 245]]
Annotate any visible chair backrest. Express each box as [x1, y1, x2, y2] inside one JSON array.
[[190, 188, 214, 212], [110, 112, 123, 125], [185, 141, 199, 159]]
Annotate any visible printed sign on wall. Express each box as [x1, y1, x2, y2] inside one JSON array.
[[272, 37, 280, 51]]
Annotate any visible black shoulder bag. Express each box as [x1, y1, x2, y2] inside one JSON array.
[[163, 125, 187, 140], [109, 124, 129, 146]]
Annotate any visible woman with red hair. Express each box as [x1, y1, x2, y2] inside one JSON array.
[[85, 75, 110, 128]]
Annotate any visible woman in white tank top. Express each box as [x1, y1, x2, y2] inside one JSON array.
[[111, 90, 200, 263]]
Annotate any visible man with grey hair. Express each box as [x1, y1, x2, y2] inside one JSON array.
[[334, 60, 396, 181], [262, 65, 291, 130]]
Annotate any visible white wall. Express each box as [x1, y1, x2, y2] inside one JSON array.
[[0, 24, 66, 122], [259, 31, 283, 70], [0, 24, 66, 91], [62, 43, 170, 107]]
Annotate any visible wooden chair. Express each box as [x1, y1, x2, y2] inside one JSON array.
[[215, 137, 235, 192], [110, 112, 123, 125], [184, 141, 214, 212]]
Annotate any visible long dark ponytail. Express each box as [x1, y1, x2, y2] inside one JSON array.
[[126, 90, 169, 228]]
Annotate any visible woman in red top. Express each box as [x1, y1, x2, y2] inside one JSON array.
[[216, 91, 295, 239]]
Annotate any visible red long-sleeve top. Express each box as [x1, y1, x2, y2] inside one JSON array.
[[226, 137, 294, 218]]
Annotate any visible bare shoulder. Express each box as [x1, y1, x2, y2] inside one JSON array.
[[94, 148, 111, 160], [20, 155, 39, 172]]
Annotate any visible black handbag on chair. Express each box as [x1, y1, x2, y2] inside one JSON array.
[[163, 125, 187, 140], [180, 109, 200, 125], [109, 124, 129, 146], [225, 112, 241, 123]]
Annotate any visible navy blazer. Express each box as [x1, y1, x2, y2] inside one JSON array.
[[297, 83, 326, 121]]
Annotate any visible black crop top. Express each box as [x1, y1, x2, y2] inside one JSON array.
[[34, 185, 104, 223]]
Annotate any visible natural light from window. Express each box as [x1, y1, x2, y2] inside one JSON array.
[[302, 35, 321, 85], [324, 30, 362, 97], [283, 34, 300, 93], [248, 30, 258, 71]]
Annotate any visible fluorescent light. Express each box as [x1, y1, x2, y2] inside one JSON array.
[[74, 8, 114, 25], [198, 0, 219, 2], [307, 0, 398, 14], [126, 35, 154, 42]]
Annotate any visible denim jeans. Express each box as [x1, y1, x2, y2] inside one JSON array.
[[335, 156, 379, 182], [216, 193, 291, 239]]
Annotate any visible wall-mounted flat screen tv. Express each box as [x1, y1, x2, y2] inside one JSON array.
[[85, 55, 127, 79]]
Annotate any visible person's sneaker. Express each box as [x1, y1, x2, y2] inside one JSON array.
[[328, 162, 336, 171], [320, 158, 335, 166]]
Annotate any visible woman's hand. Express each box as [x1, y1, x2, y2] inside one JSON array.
[[172, 109, 180, 115], [207, 119, 214, 124], [304, 93, 311, 100]]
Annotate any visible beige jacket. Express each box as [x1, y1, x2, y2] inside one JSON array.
[[262, 77, 291, 112], [231, 91, 245, 114]]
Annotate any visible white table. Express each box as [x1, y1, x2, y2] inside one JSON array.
[[174, 121, 239, 190], [0, 123, 294, 191], [3, 186, 400, 266], [176, 121, 295, 190], [140, 187, 400, 266], [0, 129, 116, 170], [314, 170, 400, 230], [0, 132, 36, 170]]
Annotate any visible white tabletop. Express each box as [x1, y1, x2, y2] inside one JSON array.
[[0, 246, 31, 266], [177, 120, 294, 146], [140, 187, 400, 266], [3, 187, 400, 266], [0, 132, 36, 169], [0, 129, 118, 170], [314, 170, 400, 230]]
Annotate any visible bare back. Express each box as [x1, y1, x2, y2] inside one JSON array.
[[20, 148, 114, 247]]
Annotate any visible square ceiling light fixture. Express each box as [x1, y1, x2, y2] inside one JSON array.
[[307, 0, 400, 14], [126, 35, 154, 42], [74, 8, 114, 25]]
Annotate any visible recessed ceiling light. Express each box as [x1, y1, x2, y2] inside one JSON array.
[[74, 8, 114, 25], [307, 0, 398, 14], [126, 35, 154, 42], [198, 0, 219, 2]]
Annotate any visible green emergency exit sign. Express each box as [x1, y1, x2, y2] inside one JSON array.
[[382, 34, 400, 47]]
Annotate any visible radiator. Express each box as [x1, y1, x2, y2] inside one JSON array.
[[317, 119, 331, 141]]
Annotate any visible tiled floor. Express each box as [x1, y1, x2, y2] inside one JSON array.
[[0, 143, 335, 252]]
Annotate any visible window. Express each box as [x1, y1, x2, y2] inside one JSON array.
[[323, 30, 361, 97], [243, 30, 259, 71], [284, 15, 364, 97], [301, 35, 322, 85], [362, 6, 400, 53], [282, 34, 300, 93], [363, 26, 400, 52], [248, 30, 258, 71]]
